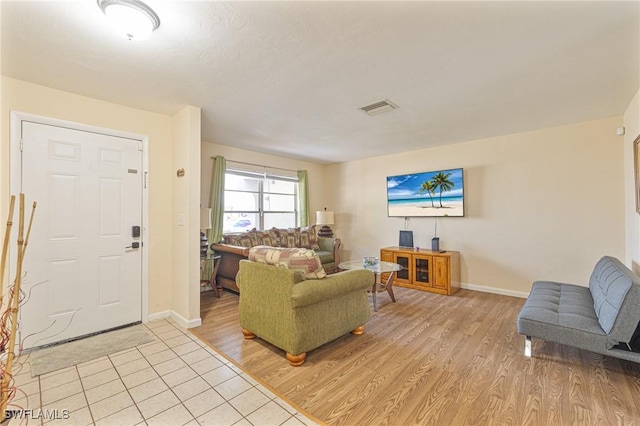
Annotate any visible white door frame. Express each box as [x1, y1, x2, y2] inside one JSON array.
[[9, 111, 150, 324]]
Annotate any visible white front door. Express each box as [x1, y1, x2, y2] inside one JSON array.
[[17, 121, 143, 349]]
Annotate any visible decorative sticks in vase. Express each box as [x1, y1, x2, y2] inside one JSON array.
[[0, 194, 37, 421]]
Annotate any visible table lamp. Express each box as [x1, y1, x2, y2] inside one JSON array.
[[316, 208, 335, 238], [200, 208, 212, 258]]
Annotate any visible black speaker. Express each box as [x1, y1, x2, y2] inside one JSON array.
[[431, 237, 440, 252]]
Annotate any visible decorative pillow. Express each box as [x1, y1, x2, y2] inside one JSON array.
[[249, 246, 326, 279], [287, 228, 302, 246], [224, 234, 242, 246], [247, 228, 260, 247], [266, 228, 281, 247], [257, 232, 276, 247], [225, 228, 279, 248], [299, 225, 320, 250], [277, 229, 298, 248], [235, 236, 253, 248]]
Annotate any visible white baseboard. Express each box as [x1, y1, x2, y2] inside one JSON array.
[[461, 282, 529, 299], [147, 310, 171, 322], [170, 311, 202, 329], [146, 310, 201, 328]]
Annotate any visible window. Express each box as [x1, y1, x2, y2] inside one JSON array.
[[223, 169, 299, 233]]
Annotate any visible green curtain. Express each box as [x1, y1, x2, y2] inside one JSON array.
[[208, 156, 226, 245], [297, 170, 310, 227]]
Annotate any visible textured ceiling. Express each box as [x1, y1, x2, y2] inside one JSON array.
[[2, 1, 639, 164]]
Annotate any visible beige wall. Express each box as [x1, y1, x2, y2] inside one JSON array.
[[6, 75, 630, 317], [171, 106, 202, 324], [624, 89, 640, 274], [326, 117, 626, 296], [203, 117, 626, 296], [0, 76, 174, 316], [201, 142, 329, 221]]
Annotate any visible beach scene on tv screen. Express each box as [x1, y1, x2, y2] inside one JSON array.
[[387, 168, 464, 217]]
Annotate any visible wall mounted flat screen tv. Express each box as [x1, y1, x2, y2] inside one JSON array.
[[387, 168, 464, 217]]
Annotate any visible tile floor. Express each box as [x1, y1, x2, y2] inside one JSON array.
[[8, 319, 319, 426]]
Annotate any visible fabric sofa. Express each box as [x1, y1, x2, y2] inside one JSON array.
[[211, 226, 341, 292], [236, 256, 373, 365], [517, 256, 640, 363]]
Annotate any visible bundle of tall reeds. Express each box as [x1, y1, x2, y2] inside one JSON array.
[[0, 194, 36, 421]]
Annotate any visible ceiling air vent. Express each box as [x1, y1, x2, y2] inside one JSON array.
[[360, 99, 398, 116]]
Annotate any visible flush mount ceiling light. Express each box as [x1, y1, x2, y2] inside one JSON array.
[[97, 0, 160, 40]]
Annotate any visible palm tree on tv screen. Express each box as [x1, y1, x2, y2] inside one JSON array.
[[418, 180, 436, 207], [431, 172, 454, 208]]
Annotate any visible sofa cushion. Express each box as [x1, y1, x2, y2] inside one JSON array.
[[595, 257, 640, 348], [517, 281, 608, 354], [518, 281, 603, 334], [249, 246, 327, 279], [315, 250, 334, 265], [589, 256, 633, 334], [224, 234, 252, 248]]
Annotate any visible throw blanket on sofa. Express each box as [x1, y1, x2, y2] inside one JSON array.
[[248, 246, 326, 279]]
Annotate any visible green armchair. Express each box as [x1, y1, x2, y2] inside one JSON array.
[[237, 260, 373, 366]]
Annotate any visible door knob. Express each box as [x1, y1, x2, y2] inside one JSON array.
[[125, 242, 140, 249]]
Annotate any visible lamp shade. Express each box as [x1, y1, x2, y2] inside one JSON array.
[[316, 210, 335, 226], [200, 208, 212, 230]]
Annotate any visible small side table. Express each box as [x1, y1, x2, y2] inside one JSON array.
[[201, 254, 222, 297]]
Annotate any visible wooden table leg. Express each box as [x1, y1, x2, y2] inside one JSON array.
[[371, 271, 396, 312], [386, 271, 396, 302]]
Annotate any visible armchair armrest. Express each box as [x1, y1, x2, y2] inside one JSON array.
[[211, 243, 251, 292], [291, 269, 373, 308], [211, 243, 250, 257]]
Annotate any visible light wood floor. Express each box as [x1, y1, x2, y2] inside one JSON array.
[[194, 287, 640, 426]]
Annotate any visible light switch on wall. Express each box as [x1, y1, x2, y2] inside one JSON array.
[[177, 214, 185, 226]]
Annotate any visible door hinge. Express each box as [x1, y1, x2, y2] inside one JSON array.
[[144, 171, 148, 189], [138, 141, 143, 151], [20, 138, 24, 151]]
